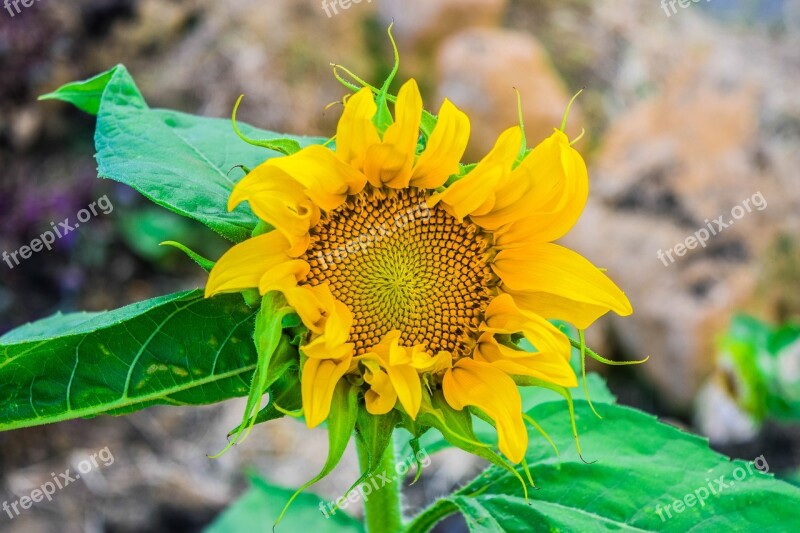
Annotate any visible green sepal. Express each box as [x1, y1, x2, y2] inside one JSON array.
[[371, 24, 400, 135], [212, 292, 295, 457], [414, 390, 530, 497], [232, 95, 302, 155], [568, 336, 649, 366], [513, 377, 591, 463], [331, 56, 437, 140], [443, 163, 478, 187], [275, 380, 360, 526], [355, 408, 400, 478], [408, 437, 426, 484], [229, 367, 302, 436], [250, 220, 273, 238], [159, 240, 215, 272]]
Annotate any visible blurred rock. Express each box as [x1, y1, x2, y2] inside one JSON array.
[[436, 28, 583, 159], [378, 0, 507, 54], [10, 106, 43, 151], [563, 6, 800, 410], [695, 374, 758, 445]]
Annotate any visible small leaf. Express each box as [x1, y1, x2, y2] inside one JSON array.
[[38, 65, 121, 115]]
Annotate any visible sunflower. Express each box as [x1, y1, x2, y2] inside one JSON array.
[[205, 79, 632, 464]]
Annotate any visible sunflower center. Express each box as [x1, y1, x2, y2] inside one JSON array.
[[300, 187, 495, 356]]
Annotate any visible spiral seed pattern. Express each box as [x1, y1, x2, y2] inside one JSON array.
[[301, 187, 495, 356]]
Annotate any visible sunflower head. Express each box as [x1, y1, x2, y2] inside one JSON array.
[[205, 71, 632, 469]]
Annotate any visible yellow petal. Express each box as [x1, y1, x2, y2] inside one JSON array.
[[302, 296, 355, 361], [336, 88, 381, 172], [442, 358, 528, 463], [473, 129, 588, 237], [267, 145, 366, 210], [205, 231, 291, 297], [363, 360, 398, 415], [364, 79, 423, 189], [384, 363, 422, 419], [257, 263, 348, 335], [474, 335, 578, 388], [429, 126, 522, 221], [493, 243, 633, 319], [360, 331, 422, 419], [301, 357, 352, 428], [410, 98, 470, 189], [504, 290, 611, 330], [228, 169, 318, 257], [410, 346, 453, 373], [258, 259, 309, 294], [482, 293, 570, 358]]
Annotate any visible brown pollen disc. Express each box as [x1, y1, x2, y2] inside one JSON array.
[[300, 187, 495, 357]]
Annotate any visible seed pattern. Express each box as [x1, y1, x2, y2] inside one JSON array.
[[301, 187, 496, 356]]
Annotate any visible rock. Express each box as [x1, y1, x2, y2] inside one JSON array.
[[563, 22, 800, 411], [377, 0, 506, 54], [695, 375, 759, 445], [436, 28, 583, 160], [10, 106, 43, 151]]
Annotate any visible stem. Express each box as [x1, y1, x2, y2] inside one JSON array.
[[356, 436, 403, 533]]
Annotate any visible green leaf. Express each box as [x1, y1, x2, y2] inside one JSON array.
[[206, 473, 363, 533], [407, 400, 800, 532], [44, 65, 326, 242], [0, 290, 270, 431], [38, 65, 119, 115]]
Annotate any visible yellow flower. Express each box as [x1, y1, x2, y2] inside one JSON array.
[[205, 79, 632, 463]]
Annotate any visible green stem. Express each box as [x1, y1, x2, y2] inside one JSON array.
[[356, 435, 403, 533]]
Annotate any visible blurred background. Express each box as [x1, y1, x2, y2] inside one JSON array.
[[1, 0, 799, 531]]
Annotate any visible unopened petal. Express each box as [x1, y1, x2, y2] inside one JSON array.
[[410, 99, 470, 189], [205, 231, 291, 297], [442, 358, 528, 463], [301, 357, 352, 428]]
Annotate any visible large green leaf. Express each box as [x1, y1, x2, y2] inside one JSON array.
[[42, 65, 327, 242], [406, 400, 800, 532], [0, 290, 276, 431], [206, 474, 363, 533]]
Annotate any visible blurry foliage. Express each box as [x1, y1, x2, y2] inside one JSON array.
[[118, 206, 228, 265], [719, 314, 800, 423]]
